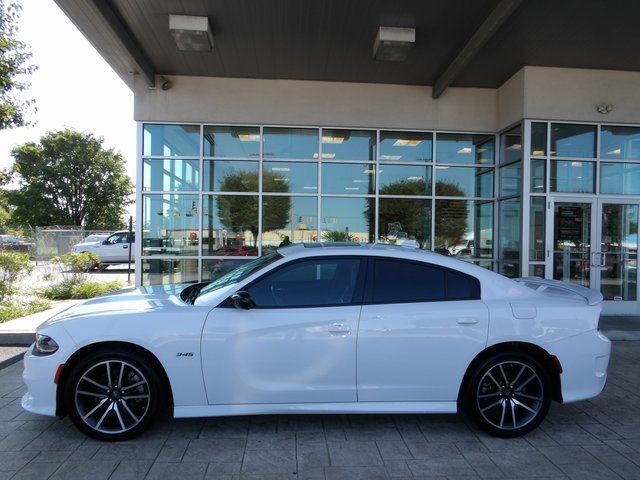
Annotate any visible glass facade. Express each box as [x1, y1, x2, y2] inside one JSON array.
[[140, 124, 497, 284], [138, 120, 640, 309]]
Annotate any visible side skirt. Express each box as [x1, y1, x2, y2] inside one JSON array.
[[174, 401, 458, 418]]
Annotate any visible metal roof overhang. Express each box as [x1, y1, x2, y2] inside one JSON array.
[[55, 0, 640, 97]]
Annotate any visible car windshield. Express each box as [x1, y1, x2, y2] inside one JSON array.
[[198, 252, 283, 296]]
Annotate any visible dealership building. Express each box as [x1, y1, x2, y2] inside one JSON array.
[[56, 0, 640, 316]]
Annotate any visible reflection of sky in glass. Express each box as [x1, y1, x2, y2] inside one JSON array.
[[263, 162, 318, 193], [379, 165, 431, 195], [322, 163, 375, 194], [263, 128, 318, 159], [498, 198, 521, 258], [143, 124, 200, 156], [531, 160, 546, 193], [379, 131, 432, 162], [550, 124, 596, 158], [204, 160, 259, 192], [435, 167, 493, 197], [499, 163, 521, 196], [436, 134, 494, 164], [502, 127, 522, 164], [203, 126, 260, 158], [322, 129, 375, 161], [600, 126, 640, 160], [551, 161, 595, 193], [143, 159, 199, 191], [600, 163, 640, 195], [320, 197, 373, 239], [531, 123, 547, 156]]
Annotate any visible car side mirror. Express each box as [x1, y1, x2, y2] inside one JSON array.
[[231, 291, 253, 310]]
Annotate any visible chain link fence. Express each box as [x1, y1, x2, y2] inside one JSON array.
[[33, 226, 113, 265]]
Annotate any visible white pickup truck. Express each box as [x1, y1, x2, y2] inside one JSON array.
[[72, 231, 135, 264]]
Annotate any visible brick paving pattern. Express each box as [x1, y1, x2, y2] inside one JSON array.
[[0, 341, 638, 479]]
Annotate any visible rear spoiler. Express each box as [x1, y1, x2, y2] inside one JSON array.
[[514, 277, 603, 306]]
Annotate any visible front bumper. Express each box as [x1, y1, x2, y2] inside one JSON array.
[[550, 329, 611, 404], [21, 344, 67, 417]]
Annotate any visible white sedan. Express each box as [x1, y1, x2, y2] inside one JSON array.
[[22, 244, 610, 441]]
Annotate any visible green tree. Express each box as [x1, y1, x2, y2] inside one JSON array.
[[215, 170, 290, 245], [8, 129, 133, 228], [0, 1, 36, 129]]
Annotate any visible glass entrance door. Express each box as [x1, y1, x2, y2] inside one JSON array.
[[547, 199, 596, 288], [596, 200, 638, 311], [547, 197, 640, 314]]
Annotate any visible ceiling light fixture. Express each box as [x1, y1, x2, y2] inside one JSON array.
[[532, 150, 545, 156], [457, 147, 472, 154], [322, 136, 345, 144], [169, 15, 213, 52], [373, 26, 415, 61], [393, 139, 421, 147], [379, 155, 402, 161], [313, 153, 336, 159], [237, 133, 260, 142]]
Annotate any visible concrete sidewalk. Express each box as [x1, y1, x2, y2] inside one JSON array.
[[0, 300, 80, 345]]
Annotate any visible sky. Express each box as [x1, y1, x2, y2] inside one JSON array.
[[0, 0, 136, 189]]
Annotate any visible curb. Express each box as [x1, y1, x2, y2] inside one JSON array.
[[0, 333, 34, 347], [0, 350, 27, 371], [602, 330, 640, 341]]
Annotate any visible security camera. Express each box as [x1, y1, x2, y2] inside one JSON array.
[[158, 76, 172, 91]]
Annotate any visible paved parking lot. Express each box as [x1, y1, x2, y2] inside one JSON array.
[[0, 342, 638, 479]]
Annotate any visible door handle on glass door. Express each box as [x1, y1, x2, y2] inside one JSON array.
[[328, 323, 350, 334], [457, 317, 478, 325]]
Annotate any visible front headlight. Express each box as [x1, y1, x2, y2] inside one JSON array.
[[35, 334, 59, 355]]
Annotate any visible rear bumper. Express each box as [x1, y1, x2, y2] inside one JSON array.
[[549, 329, 611, 403]]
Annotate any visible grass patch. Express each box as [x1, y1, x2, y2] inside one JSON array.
[[0, 296, 52, 323], [42, 279, 123, 300]]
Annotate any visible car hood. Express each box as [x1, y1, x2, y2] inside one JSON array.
[[42, 284, 193, 326]]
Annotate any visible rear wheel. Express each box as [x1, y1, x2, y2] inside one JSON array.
[[63, 349, 162, 441], [465, 352, 551, 437]]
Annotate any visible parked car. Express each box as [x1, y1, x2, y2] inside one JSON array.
[[0, 234, 34, 254], [72, 231, 134, 264], [71, 234, 110, 253], [22, 243, 610, 441]]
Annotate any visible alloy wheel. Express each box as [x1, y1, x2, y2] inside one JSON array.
[[476, 360, 544, 431], [74, 360, 151, 434]]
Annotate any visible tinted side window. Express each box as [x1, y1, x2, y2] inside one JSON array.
[[248, 258, 361, 308], [446, 271, 480, 300], [372, 259, 445, 303]]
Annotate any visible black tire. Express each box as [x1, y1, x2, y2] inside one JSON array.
[[63, 348, 163, 441], [464, 351, 551, 438]]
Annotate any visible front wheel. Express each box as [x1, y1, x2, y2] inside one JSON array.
[[63, 349, 162, 441], [465, 352, 551, 437]]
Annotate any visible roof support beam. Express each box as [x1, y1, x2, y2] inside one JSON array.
[[90, 0, 156, 87], [432, 0, 524, 99]]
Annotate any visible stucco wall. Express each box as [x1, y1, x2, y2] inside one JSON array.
[[133, 76, 498, 132], [522, 66, 640, 125], [133, 67, 640, 131]]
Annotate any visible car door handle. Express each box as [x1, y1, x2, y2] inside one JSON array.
[[457, 317, 479, 325], [328, 323, 350, 334]]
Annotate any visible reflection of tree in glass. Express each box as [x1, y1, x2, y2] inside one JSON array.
[[434, 181, 468, 247], [368, 179, 467, 248], [217, 171, 291, 245]]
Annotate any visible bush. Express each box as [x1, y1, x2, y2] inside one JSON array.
[[52, 252, 101, 273], [42, 279, 122, 300], [0, 296, 51, 323], [0, 252, 32, 300]]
